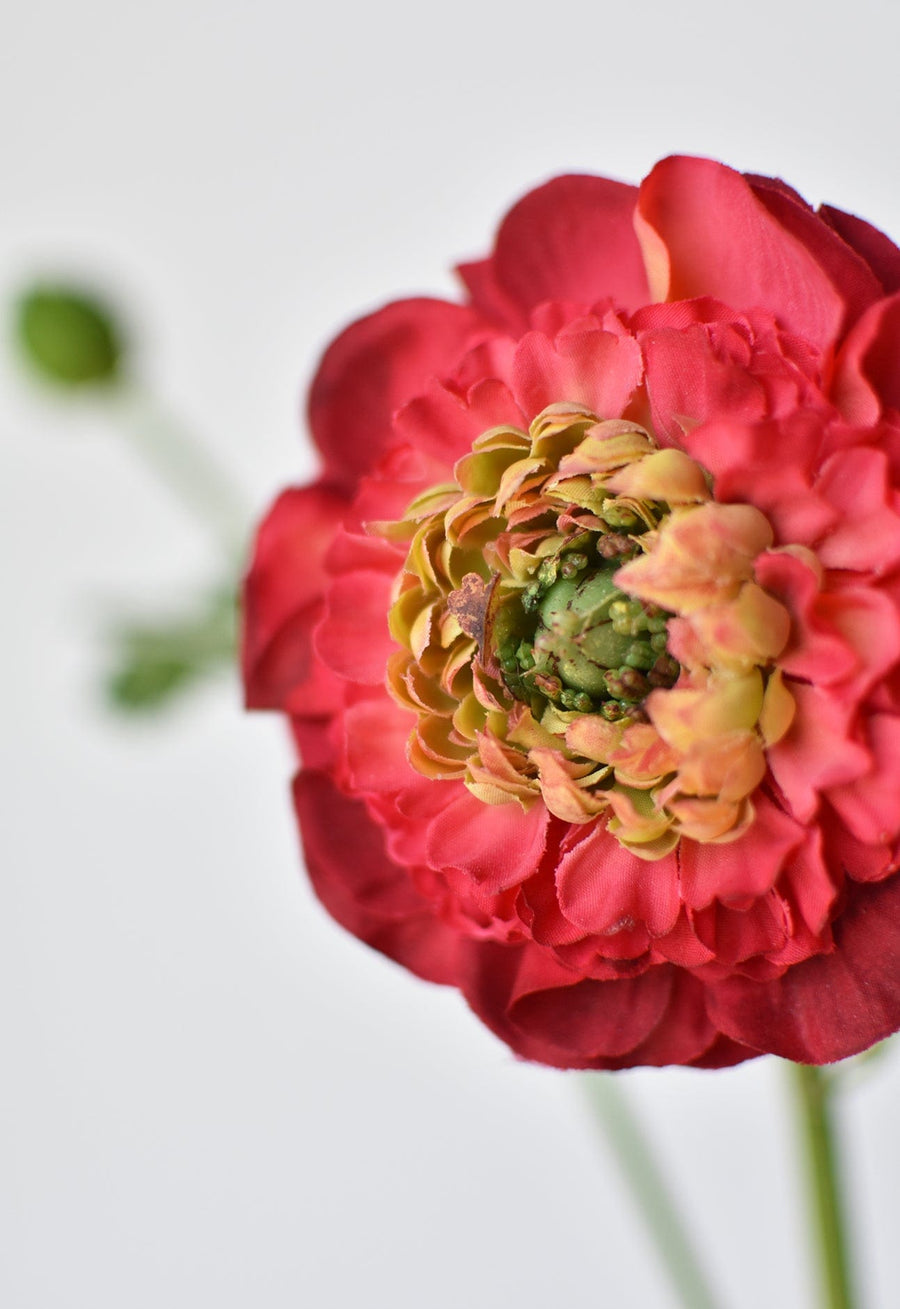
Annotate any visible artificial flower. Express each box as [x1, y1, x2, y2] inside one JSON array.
[[244, 156, 900, 1069]]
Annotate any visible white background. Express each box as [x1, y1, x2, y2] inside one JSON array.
[[3, 2, 900, 1305]]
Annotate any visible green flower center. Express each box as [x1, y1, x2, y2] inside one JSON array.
[[493, 538, 679, 721]]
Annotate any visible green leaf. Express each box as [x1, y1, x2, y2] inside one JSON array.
[[104, 587, 237, 713]]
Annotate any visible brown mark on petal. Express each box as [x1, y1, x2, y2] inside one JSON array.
[[447, 573, 492, 644]]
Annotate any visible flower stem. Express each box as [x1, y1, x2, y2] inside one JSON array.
[[790, 1062, 858, 1309], [112, 383, 248, 554], [580, 1073, 721, 1309]]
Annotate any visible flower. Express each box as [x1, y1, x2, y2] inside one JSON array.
[[243, 157, 900, 1069]]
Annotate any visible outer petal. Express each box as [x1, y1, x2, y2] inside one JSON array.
[[832, 291, 900, 423], [242, 483, 348, 710], [819, 204, 900, 294], [460, 939, 674, 1067], [459, 175, 650, 330], [293, 771, 462, 985], [308, 298, 490, 488], [636, 157, 852, 351], [707, 875, 900, 1061], [746, 176, 882, 330]]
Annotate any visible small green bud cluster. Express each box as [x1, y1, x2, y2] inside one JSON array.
[[499, 533, 679, 719]]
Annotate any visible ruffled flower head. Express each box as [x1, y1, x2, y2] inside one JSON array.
[[244, 157, 900, 1069]]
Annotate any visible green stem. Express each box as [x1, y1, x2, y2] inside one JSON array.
[[112, 384, 248, 554], [790, 1062, 858, 1309], [580, 1074, 721, 1309]]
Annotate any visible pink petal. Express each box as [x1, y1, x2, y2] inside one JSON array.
[[821, 804, 896, 884], [425, 791, 548, 892], [641, 321, 766, 443], [832, 291, 900, 423], [827, 714, 900, 845], [747, 176, 882, 331], [511, 326, 643, 421], [753, 549, 856, 685], [393, 376, 525, 466], [779, 827, 839, 935], [464, 174, 650, 327], [812, 585, 900, 702], [242, 484, 348, 709], [315, 569, 396, 685], [455, 257, 526, 334], [308, 298, 490, 489], [678, 797, 806, 910], [686, 416, 838, 546], [556, 824, 680, 937], [707, 873, 900, 1061], [293, 770, 461, 985], [651, 910, 716, 968], [636, 157, 850, 352], [691, 891, 790, 966], [766, 683, 871, 822], [457, 940, 671, 1068], [816, 447, 900, 573], [342, 696, 417, 794]]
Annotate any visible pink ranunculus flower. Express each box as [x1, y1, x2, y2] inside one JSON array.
[[243, 157, 900, 1069]]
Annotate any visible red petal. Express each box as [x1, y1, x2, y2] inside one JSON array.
[[691, 891, 790, 966], [780, 827, 839, 936], [613, 973, 722, 1068], [747, 176, 882, 331], [637, 157, 850, 352], [308, 298, 490, 489], [463, 175, 650, 330], [707, 874, 900, 1061], [821, 804, 895, 884], [816, 447, 900, 573], [819, 205, 900, 294], [342, 696, 417, 794], [833, 291, 900, 423], [767, 683, 871, 823], [460, 940, 674, 1066], [678, 797, 806, 910], [641, 321, 767, 443], [242, 484, 348, 710], [828, 714, 900, 845], [293, 771, 461, 985], [425, 792, 548, 892], [511, 327, 643, 421], [455, 257, 519, 327], [393, 376, 524, 466], [315, 569, 396, 685], [556, 824, 680, 936]]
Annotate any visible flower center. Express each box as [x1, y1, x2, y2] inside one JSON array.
[[494, 545, 679, 718], [377, 405, 794, 858]]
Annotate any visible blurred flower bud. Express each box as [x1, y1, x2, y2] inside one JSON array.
[[15, 284, 124, 386]]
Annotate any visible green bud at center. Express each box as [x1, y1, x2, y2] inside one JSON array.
[[534, 566, 634, 697], [497, 545, 680, 717]]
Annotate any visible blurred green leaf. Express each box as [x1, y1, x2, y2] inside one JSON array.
[[105, 586, 237, 712], [15, 284, 124, 387]]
